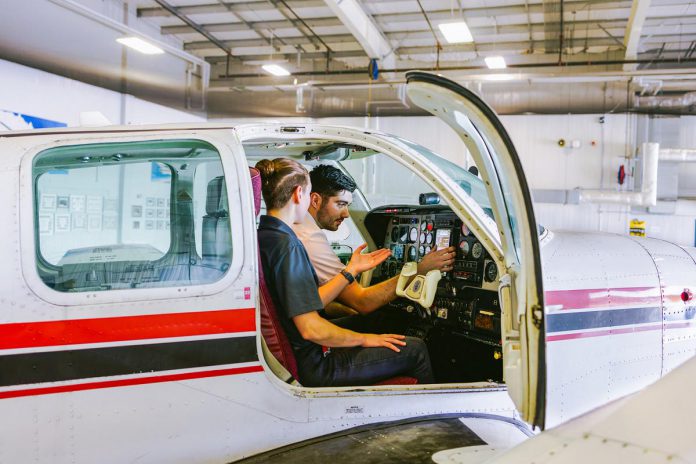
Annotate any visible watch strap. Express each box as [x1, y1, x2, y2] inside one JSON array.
[[340, 269, 355, 284]]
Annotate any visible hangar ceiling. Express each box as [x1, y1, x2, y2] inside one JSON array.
[[5, 0, 696, 117]]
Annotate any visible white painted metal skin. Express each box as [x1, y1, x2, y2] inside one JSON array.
[[482, 353, 696, 464]]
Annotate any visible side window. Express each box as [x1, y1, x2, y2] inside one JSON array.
[[33, 139, 232, 292]]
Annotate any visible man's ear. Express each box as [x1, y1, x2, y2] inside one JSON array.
[[310, 191, 322, 209]]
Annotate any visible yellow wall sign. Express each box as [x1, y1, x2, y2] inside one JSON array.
[[629, 219, 646, 237]]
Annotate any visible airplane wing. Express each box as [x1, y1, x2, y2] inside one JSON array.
[[235, 414, 532, 464], [481, 355, 696, 464]]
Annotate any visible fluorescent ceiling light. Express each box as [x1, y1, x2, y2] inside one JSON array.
[[438, 21, 473, 44], [262, 64, 291, 76], [485, 56, 507, 69], [116, 37, 164, 55]]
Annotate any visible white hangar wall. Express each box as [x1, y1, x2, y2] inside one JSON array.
[[226, 114, 696, 247], [0, 58, 204, 128]]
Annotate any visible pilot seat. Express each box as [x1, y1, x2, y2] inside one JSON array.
[[250, 167, 417, 387]]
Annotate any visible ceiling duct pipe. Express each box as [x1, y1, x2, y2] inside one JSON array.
[[659, 148, 696, 162], [578, 142, 659, 206]]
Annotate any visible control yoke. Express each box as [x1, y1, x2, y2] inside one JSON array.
[[395, 262, 441, 309]]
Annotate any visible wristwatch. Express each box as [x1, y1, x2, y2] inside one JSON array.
[[340, 269, 355, 284]]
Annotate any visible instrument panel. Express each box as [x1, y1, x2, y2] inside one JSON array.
[[364, 205, 501, 345], [368, 207, 498, 289]]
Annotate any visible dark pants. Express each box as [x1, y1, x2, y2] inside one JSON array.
[[298, 313, 434, 387]]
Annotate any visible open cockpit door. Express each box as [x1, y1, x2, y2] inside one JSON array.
[[406, 72, 546, 428]]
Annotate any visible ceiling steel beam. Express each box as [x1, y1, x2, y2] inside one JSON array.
[[163, 17, 633, 38], [184, 34, 357, 50], [624, 0, 652, 70], [152, 0, 232, 56], [138, 0, 325, 18], [161, 18, 343, 35], [323, 0, 395, 66]]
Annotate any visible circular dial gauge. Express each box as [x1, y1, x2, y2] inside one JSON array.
[[420, 232, 426, 243], [409, 227, 419, 243], [388, 261, 398, 276], [459, 240, 470, 256], [390, 227, 400, 242], [471, 242, 484, 259], [461, 224, 470, 236], [420, 221, 427, 231], [419, 245, 426, 257], [408, 246, 417, 261], [426, 221, 434, 231], [425, 233, 433, 245], [425, 246, 432, 254], [485, 261, 498, 282]]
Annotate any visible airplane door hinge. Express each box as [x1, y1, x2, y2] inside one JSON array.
[[531, 304, 543, 329]]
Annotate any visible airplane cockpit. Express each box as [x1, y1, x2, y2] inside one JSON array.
[[244, 136, 512, 386]]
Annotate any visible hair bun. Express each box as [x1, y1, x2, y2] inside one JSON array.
[[255, 159, 276, 181]]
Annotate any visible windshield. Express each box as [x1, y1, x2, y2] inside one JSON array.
[[340, 135, 494, 221], [390, 135, 494, 218]]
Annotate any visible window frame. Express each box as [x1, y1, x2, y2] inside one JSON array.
[[20, 131, 247, 306]]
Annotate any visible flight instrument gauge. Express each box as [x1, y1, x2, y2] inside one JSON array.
[[419, 245, 425, 257], [485, 261, 498, 282], [408, 246, 417, 261], [471, 242, 483, 259], [425, 233, 433, 245], [459, 240, 470, 257], [390, 227, 400, 242], [409, 227, 419, 242], [420, 232, 426, 243], [420, 221, 427, 231], [461, 224, 470, 236], [425, 246, 431, 254]]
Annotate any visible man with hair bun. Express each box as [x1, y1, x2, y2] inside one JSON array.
[[256, 158, 434, 387], [293, 164, 456, 322]]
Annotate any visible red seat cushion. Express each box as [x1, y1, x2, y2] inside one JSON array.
[[373, 376, 418, 386]]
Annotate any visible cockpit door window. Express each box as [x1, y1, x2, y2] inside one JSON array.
[[406, 72, 546, 428]]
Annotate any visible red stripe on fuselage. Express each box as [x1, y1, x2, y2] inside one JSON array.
[[0, 365, 265, 400], [0, 308, 255, 350], [544, 287, 662, 311]]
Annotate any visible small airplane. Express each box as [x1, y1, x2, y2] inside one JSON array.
[[0, 71, 693, 463]]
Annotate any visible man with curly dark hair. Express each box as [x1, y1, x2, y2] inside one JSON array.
[[292, 164, 456, 320]]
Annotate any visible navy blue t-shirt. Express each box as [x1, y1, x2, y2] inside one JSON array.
[[258, 215, 324, 370]]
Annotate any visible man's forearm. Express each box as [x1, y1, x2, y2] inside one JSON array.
[[337, 276, 400, 314], [303, 316, 366, 348]]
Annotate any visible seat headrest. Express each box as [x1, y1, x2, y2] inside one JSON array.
[[205, 176, 228, 217], [249, 167, 261, 217]]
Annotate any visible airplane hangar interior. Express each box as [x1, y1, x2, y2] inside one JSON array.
[[4, 0, 696, 463]]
